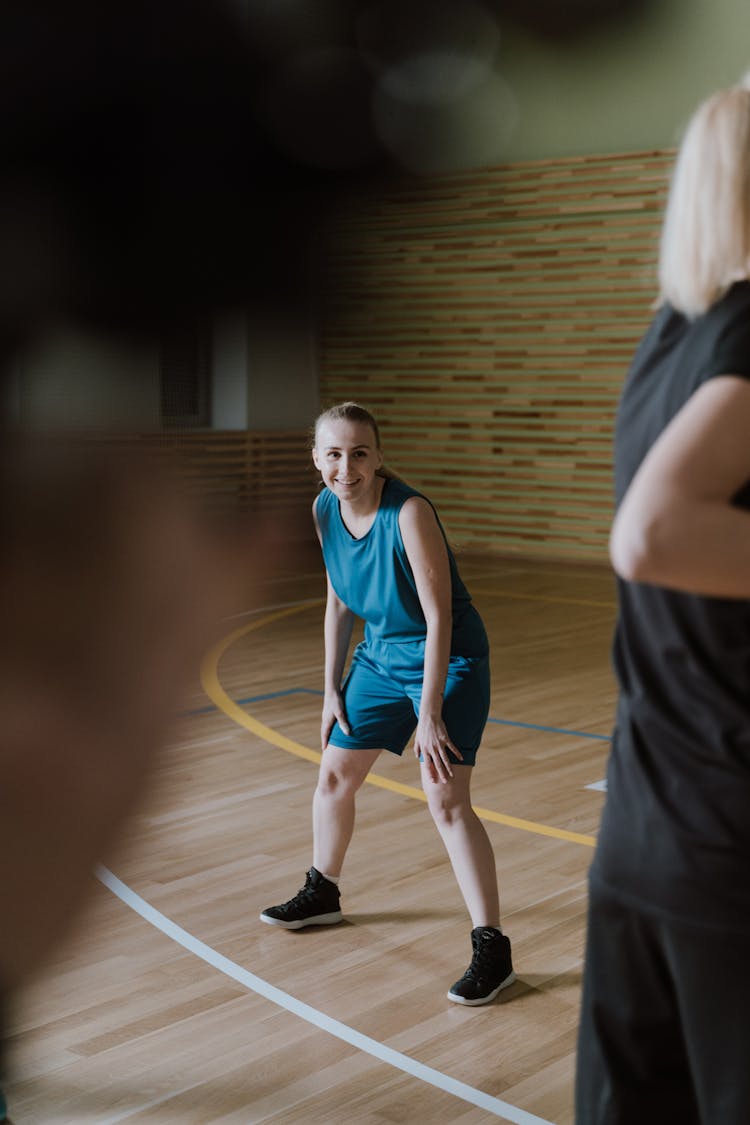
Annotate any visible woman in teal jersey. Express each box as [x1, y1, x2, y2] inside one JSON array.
[[261, 402, 515, 1005]]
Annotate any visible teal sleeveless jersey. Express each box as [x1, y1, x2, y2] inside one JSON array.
[[315, 477, 487, 656]]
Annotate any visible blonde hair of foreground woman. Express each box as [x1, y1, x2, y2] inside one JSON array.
[[659, 73, 750, 318]]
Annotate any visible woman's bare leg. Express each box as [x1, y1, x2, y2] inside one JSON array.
[[420, 761, 501, 927], [312, 745, 382, 877]]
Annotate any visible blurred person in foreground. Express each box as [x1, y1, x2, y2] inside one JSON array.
[[576, 76, 750, 1124], [0, 438, 249, 1123]]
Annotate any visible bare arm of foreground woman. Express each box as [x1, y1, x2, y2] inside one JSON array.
[[610, 375, 750, 597]]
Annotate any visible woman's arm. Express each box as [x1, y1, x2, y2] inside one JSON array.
[[610, 375, 750, 597], [313, 497, 355, 747], [399, 496, 461, 783], [320, 574, 355, 747]]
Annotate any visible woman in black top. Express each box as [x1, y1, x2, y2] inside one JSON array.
[[576, 77, 750, 1123]]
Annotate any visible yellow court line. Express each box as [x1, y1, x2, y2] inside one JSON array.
[[200, 604, 596, 849]]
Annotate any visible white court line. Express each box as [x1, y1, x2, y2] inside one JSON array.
[[97, 866, 555, 1125], [585, 780, 607, 792]]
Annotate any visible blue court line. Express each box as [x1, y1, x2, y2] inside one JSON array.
[[185, 687, 321, 717], [486, 717, 610, 742], [187, 688, 610, 743]]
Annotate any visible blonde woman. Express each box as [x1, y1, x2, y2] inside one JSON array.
[[576, 78, 750, 1123]]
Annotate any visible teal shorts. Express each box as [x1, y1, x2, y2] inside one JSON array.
[[328, 637, 490, 763]]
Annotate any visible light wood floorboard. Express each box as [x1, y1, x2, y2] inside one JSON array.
[[5, 548, 617, 1123]]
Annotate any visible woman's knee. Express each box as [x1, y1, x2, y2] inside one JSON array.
[[317, 747, 381, 799], [425, 789, 470, 829], [317, 758, 371, 799], [317, 767, 352, 800]]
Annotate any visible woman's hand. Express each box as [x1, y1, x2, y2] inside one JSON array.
[[321, 689, 350, 749], [414, 711, 463, 784]]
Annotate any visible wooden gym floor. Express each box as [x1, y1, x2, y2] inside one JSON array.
[[5, 545, 618, 1124]]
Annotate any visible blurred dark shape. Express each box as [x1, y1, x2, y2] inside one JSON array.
[[493, 0, 653, 40], [0, 0, 659, 370], [358, 0, 649, 67], [0, 0, 329, 358], [0, 437, 247, 983]]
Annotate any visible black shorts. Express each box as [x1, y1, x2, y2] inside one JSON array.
[[576, 881, 750, 1124]]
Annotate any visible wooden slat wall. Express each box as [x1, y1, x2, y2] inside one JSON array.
[[89, 430, 318, 530], [318, 150, 674, 561]]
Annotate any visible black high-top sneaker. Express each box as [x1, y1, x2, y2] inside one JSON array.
[[447, 926, 516, 1005], [260, 867, 343, 930]]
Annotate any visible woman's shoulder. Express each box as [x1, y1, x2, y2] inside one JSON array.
[[313, 486, 337, 532], [315, 486, 334, 512], [384, 481, 443, 541], [381, 476, 424, 509]]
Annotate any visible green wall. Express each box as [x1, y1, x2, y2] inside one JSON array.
[[392, 1, 749, 172], [499, 0, 750, 160]]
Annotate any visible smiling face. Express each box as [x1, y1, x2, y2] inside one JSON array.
[[312, 417, 383, 505]]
